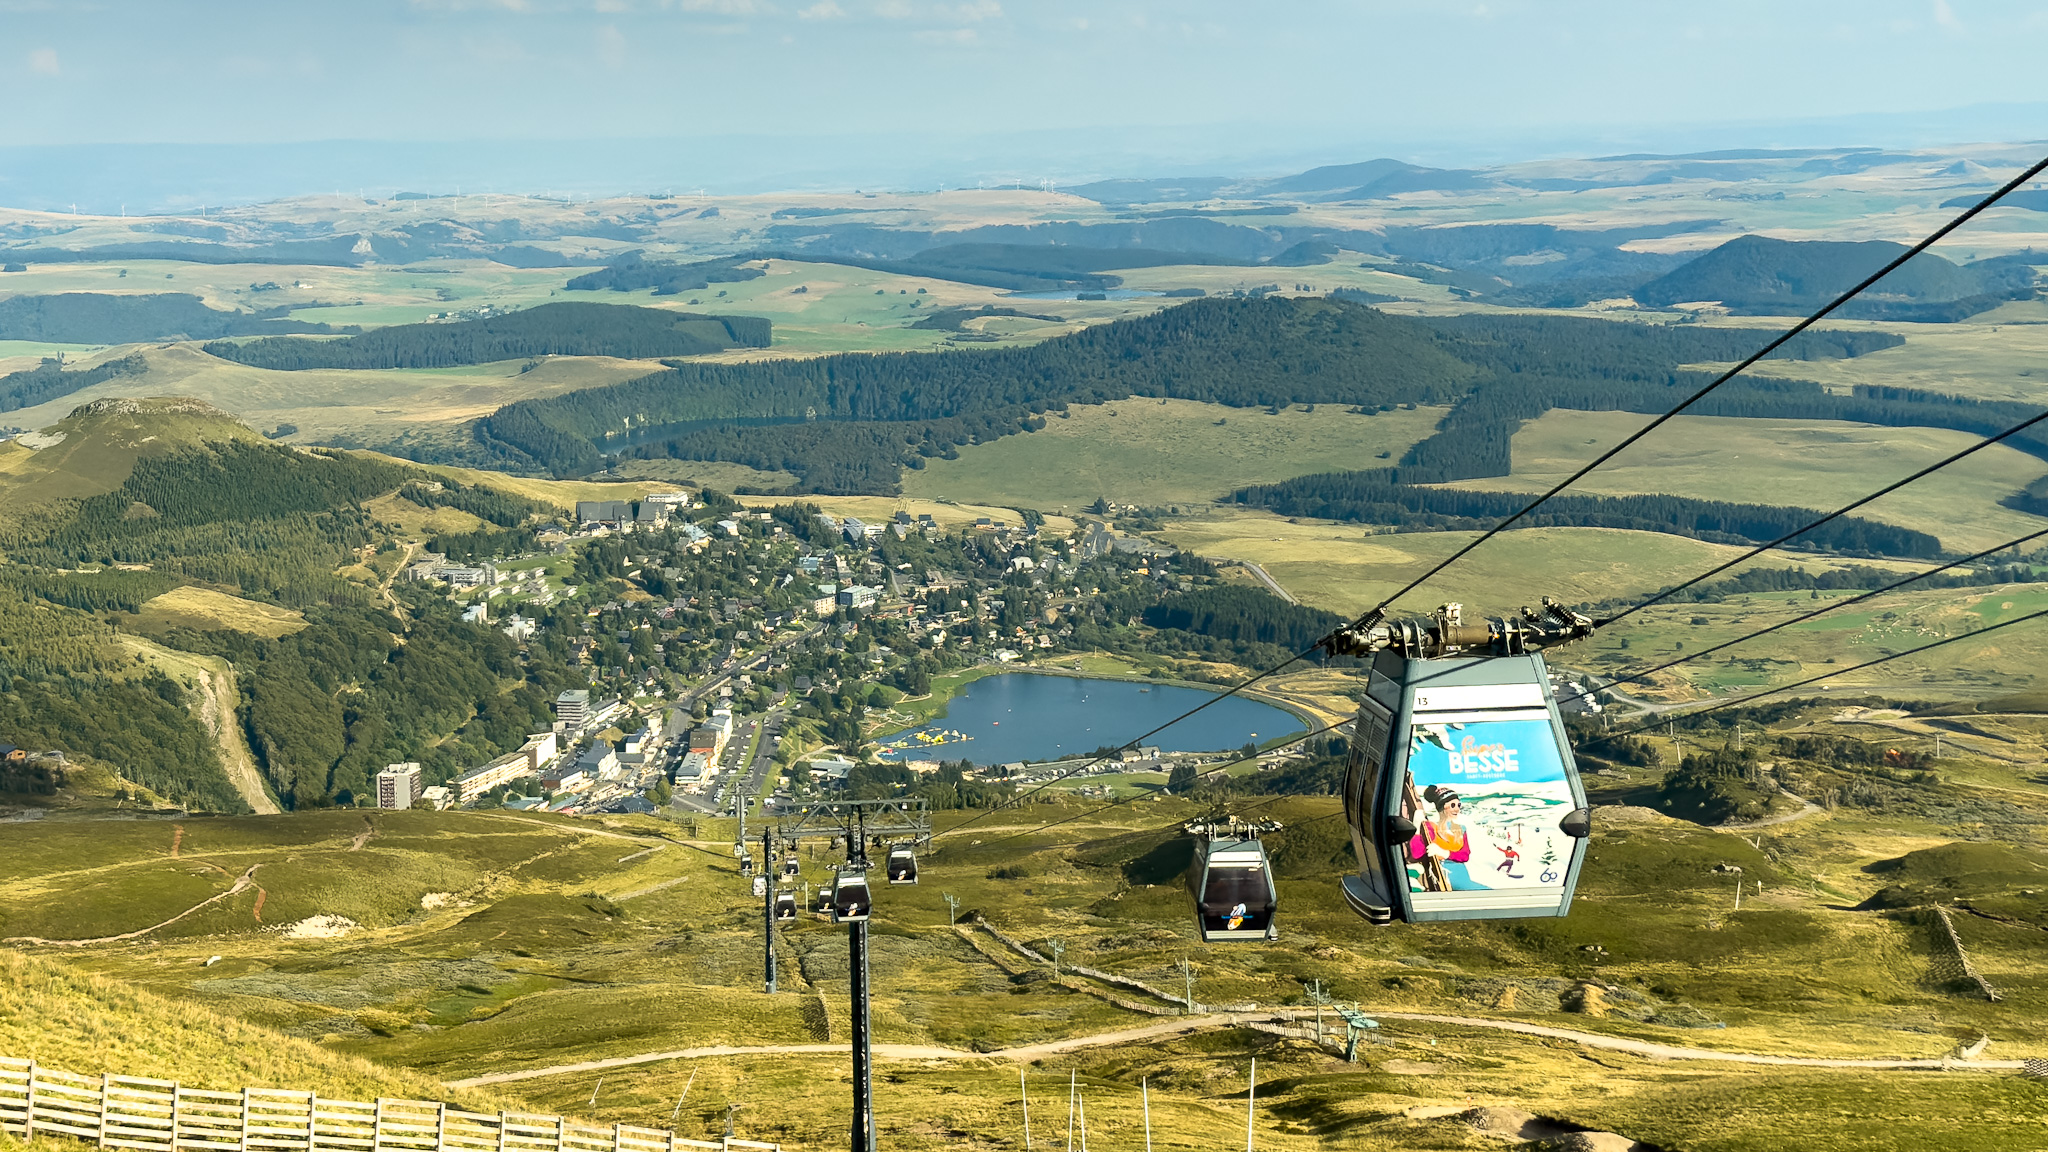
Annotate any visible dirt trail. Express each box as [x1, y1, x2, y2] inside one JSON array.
[[4, 864, 265, 946], [123, 637, 278, 814], [443, 1008, 2022, 1088], [1722, 789, 1825, 830]]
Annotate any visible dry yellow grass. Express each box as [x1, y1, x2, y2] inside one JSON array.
[[735, 493, 1076, 535], [0, 950, 508, 1108], [130, 587, 308, 638]]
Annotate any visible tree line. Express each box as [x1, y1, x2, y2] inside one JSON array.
[[203, 302, 771, 371], [1229, 476, 1942, 558], [1, 353, 148, 414]]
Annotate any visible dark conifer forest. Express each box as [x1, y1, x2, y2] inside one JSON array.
[[203, 302, 770, 370]]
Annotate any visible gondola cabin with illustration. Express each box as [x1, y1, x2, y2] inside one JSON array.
[[1328, 600, 1596, 925]]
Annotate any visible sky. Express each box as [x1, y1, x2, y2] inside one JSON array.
[[2, 0, 2046, 204]]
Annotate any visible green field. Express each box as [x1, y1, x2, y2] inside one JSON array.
[[5, 774, 2048, 1150], [5, 345, 662, 446], [903, 398, 1449, 511], [1159, 507, 1926, 616], [1435, 408, 2048, 554]]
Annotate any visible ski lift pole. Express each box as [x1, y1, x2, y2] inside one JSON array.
[[849, 811, 875, 1152], [1019, 1069, 1031, 1152], [1245, 1057, 1256, 1152], [1140, 1077, 1151, 1152], [763, 828, 778, 994]]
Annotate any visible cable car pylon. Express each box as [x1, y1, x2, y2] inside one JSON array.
[[1322, 599, 1598, 926], [765, 799, 930, 1152]]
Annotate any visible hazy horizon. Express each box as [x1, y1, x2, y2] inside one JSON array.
[[5, 1, 2048, 211]]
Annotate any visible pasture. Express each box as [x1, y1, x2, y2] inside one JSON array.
[[1158, 507, 1922, 618], [902, 399, 1448, 511], [1434, 409, 2048, 554], [4, 346, 663, 448]]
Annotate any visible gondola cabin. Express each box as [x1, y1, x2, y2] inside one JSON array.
[[885, 845, 918, 885], [1186, 822, 1279, 942], [1340, 648, 1591, 925], [738, 853, 755, 878], [811, 885, 833, 918], [831, 869, 872, 923], [774, 889, 798, 922], [783, 853, 801, 879]]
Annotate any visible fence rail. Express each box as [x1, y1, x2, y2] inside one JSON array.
[[0, 1059, 776, 1152]]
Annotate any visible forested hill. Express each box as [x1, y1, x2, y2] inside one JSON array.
[[202, 302, 770, 370], [478, 297, 1481, 486], [1633, 235, 2038, 319], [0, 400, 572, 811], [470, 297, 1914, 494]]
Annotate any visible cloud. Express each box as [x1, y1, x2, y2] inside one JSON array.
[[798, 0, 845, 17], [873, 0, 912, 17], [912, 26, 974, 43], [948, 0, 998, 20], [1933, 0, 1960, 28], [675, 0, 766, 12], [594, 0, 630, 11], [28, 47, 58, 75], [596, 22, 627, 63]]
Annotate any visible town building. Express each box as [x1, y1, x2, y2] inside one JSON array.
[[541, 765, 591, 793], [576, 739, 620, 780], [554, 690, 590, 730], [375, 763, 422, 810], [575, 500, 632, 526], [418, 785, 452, 811], [455, 753, 532, 803]]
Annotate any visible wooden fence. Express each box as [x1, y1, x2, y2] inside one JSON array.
[[0, 1059, 778, 1152]]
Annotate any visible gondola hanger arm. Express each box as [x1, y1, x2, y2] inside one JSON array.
[[1321, 598, 1595, 661]]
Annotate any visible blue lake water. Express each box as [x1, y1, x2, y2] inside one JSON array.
[[875, 672, 1305, 766]]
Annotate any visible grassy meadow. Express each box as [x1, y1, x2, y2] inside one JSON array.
[[1436, 409, 2048, 553], [902, 399, 1448, 512]]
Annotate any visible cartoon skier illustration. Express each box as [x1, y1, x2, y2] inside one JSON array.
[[1226, 902, 1248, 931], [1496, 843, 1523, 878]]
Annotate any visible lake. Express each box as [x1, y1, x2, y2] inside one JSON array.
[[875, 672, 1306, 766]]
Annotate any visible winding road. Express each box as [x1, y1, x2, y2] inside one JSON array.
[[443, 1008, 2022, 1088]]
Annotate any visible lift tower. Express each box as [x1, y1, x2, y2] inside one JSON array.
[[771, 799, 931, 1152]]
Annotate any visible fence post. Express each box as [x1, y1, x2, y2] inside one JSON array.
[[613, 1121, 623, 1152], [24, 1060, 36, 1139], [437, 1103, 448, 1152], [239, 1087, 252, 1152], [556, 1114, 567, 1152], [100, 1072, 112, 1150], [497, 1111, 510, 1152]]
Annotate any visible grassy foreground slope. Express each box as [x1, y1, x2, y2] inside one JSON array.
[[3, 754, 2045, 1151], [0, 949, 505, 1108]]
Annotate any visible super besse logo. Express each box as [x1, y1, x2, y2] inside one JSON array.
[[1446, 734, 1520, 775]]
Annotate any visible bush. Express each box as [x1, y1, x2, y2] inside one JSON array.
[[987, 864, 1031, 880]]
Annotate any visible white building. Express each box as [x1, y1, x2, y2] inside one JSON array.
[[554, 689, 590, 729], [376, 763, 422, 810]]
